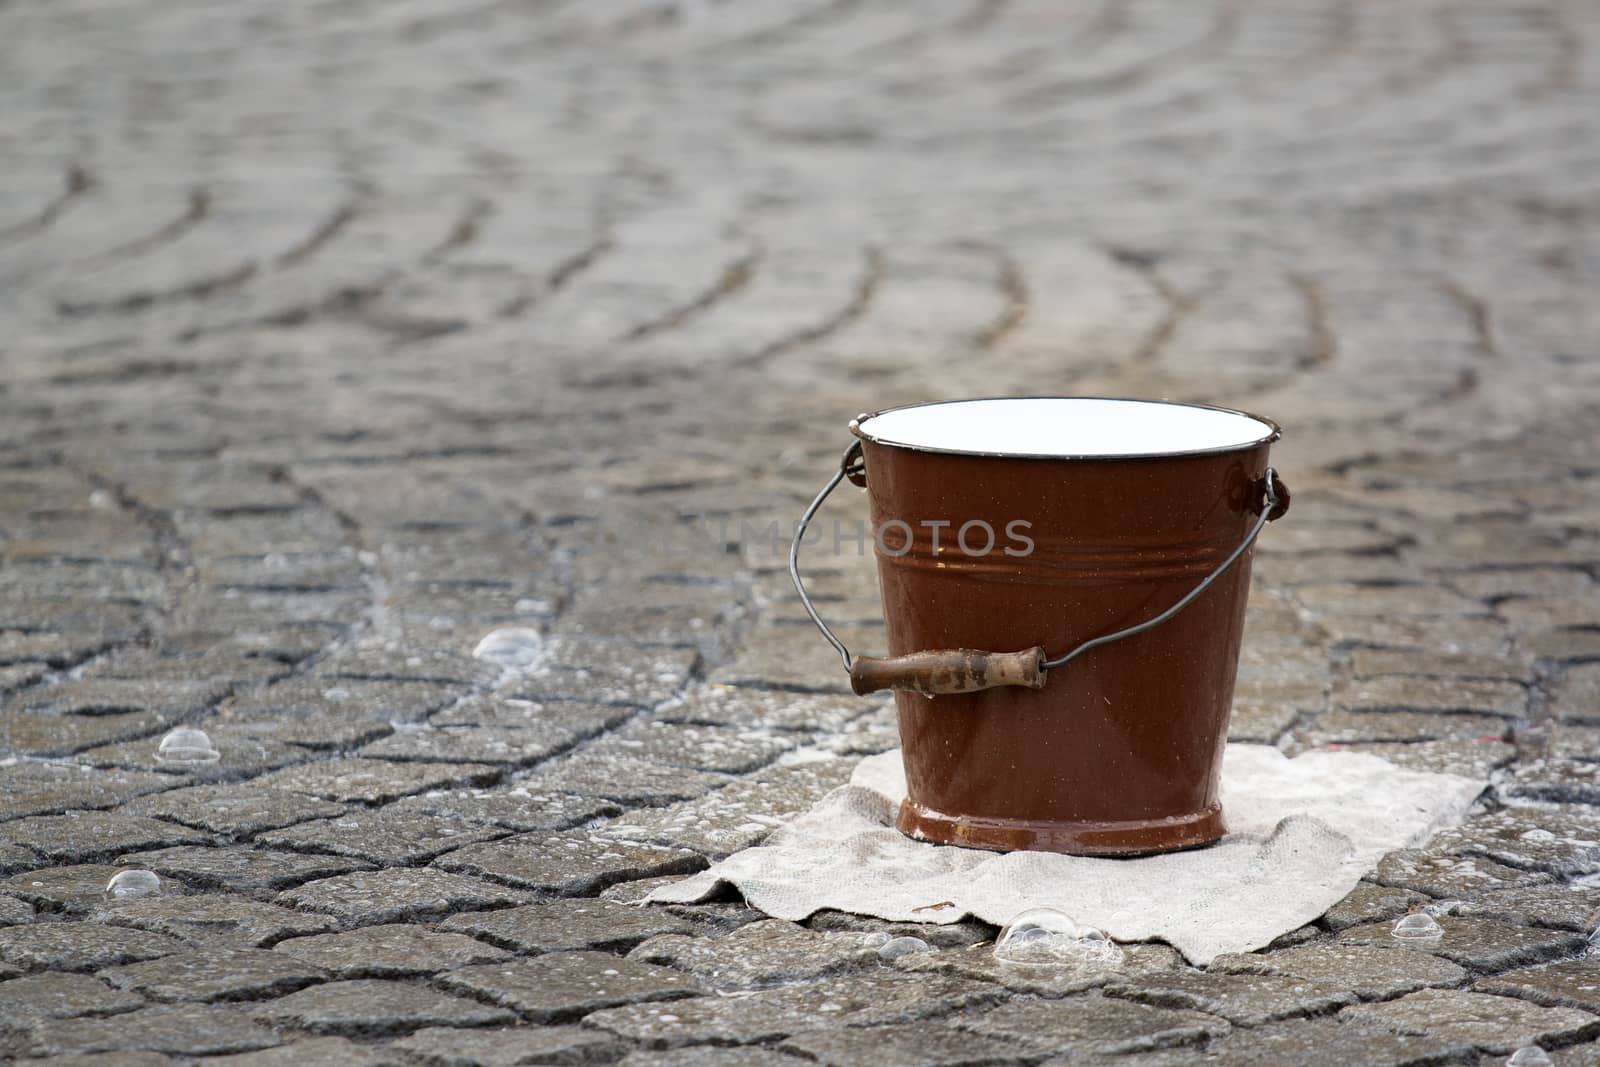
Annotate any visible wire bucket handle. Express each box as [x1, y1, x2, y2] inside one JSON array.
[[790, 440, 1290, 697]]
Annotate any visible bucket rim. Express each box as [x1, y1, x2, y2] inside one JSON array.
[[849, 395, 1282, 461]]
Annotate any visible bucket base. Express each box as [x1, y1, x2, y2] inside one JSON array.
[[896, 799, 1226, 857]]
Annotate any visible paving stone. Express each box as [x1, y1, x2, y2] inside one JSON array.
[[1324, 883, 1429, 932], [439, 951, 701, 1023], [1337, 675, 1528, 717], [253, 978, 515, 1036], [439, 898, 696, 954], [0, 811, 208, 863], [583, 721, 796, 774], [517, 753, 732, 805], [17, 1054, 177, 1067], [123, 784, 351, 836], [273, 924, 511, 978], [1549, 664, 1600, 723], [627, 919, 881, 990], [0, 709, 180, 758], [435, 830, 705, 894], [802, 912, 999, 951], [1376, 848, 1551, 898], [1103, 970, 1357, 1027], [251, 758, 501, 804], [956, 992, 1230, 1056], [1507, 761, 1600, 806], [1478, 960, 1600, 1015], [225, 677, 463, 732], [1305, 708, 1509, 745], [256, 807, 508, 864], [512, 640, 699, 708], [1461, 884, 1600, 931], [74, 726, 312, 779], [1096, 1016, 1473, 1066], [197, 1036, 402, 1067], [780, 1022, 1031, 1067], [585, 972, 1003, 1047], [0, 892, 34, 925], [0, 971, 144, 1019], [596, 757, 857, 858], [390, 1025, 623, 1067], [3, 865, 136, 915], [392, 786, 618, 833], [428, 695, 626, 729], [21, 1003, 283, 1056], [0, 762, 175, 821], [1210, 942, 1469, 1000], [99, 947, 327, 1002], [14, 679, 227, 718], [358, 723, 601, 765], [275, 867, 534, 924], [656, 685, 874, 733], [96, 893, 336, 947], [1340, 987, 1600, 1055], [1431, 805, 1600, 877], [119, 846, 371, 892], [0, 923, 184, 972], [1519, 629, 1600, 665], [1349, 648, 1527, 679], [1344, 739, 1517, 778], [617, 1051, 807, 1067]]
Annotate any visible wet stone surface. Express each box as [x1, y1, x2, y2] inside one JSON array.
[[1210, 942, 1471, 1001], [433, 830, 706, 895], [123, 785, 351, 836], [253, 979, 516, 1036], [956, 992, 1232, 1056], [118, 846, 372, 892], [390, 1025, 623, 1067], [95, 894, 336, 947], [438, 951, 702, 1023], [1337, 917, 1587, 973], [6, 0, 1600, 1061], [256, 808, 509, 865], [275, 867, 535, 924], [1339, 988, 1600, 1055], [626, 919, 882, 990], [99, 947, 327, 1002], [20, 1003, 284, 1057], [272, 924, 511, 978], [0, 971, 144, 1019], [0, 923, 184, 972], [585, 972, 1003, 1047], [438, 898, 697, 955], [779, 1022, 1030, 1067]]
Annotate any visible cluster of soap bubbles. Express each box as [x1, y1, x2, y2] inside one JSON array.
[[994, 907, 1123, 968]]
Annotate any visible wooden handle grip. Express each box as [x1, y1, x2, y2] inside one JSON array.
[[849, 647, 1048, 696]]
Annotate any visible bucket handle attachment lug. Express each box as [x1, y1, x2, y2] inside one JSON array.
[[789, 442, 1288, 697]]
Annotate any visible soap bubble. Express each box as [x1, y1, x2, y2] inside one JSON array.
[[1506, 1047, 1553, 1066], [994, 907, 1123, 968], [1391, 912, 1444, 940], [104, 869, 161, 901], [472, 627, 544, 669], [877, 936, 932, 961], [155, 727, 220, 765]]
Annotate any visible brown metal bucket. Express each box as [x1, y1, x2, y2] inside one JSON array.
[[791, 397, 1288, 857]]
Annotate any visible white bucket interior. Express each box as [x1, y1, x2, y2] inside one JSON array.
[[855, 398, 1275, 458]]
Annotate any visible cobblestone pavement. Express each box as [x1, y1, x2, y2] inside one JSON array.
[[3, 0, 1600, 1063]]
